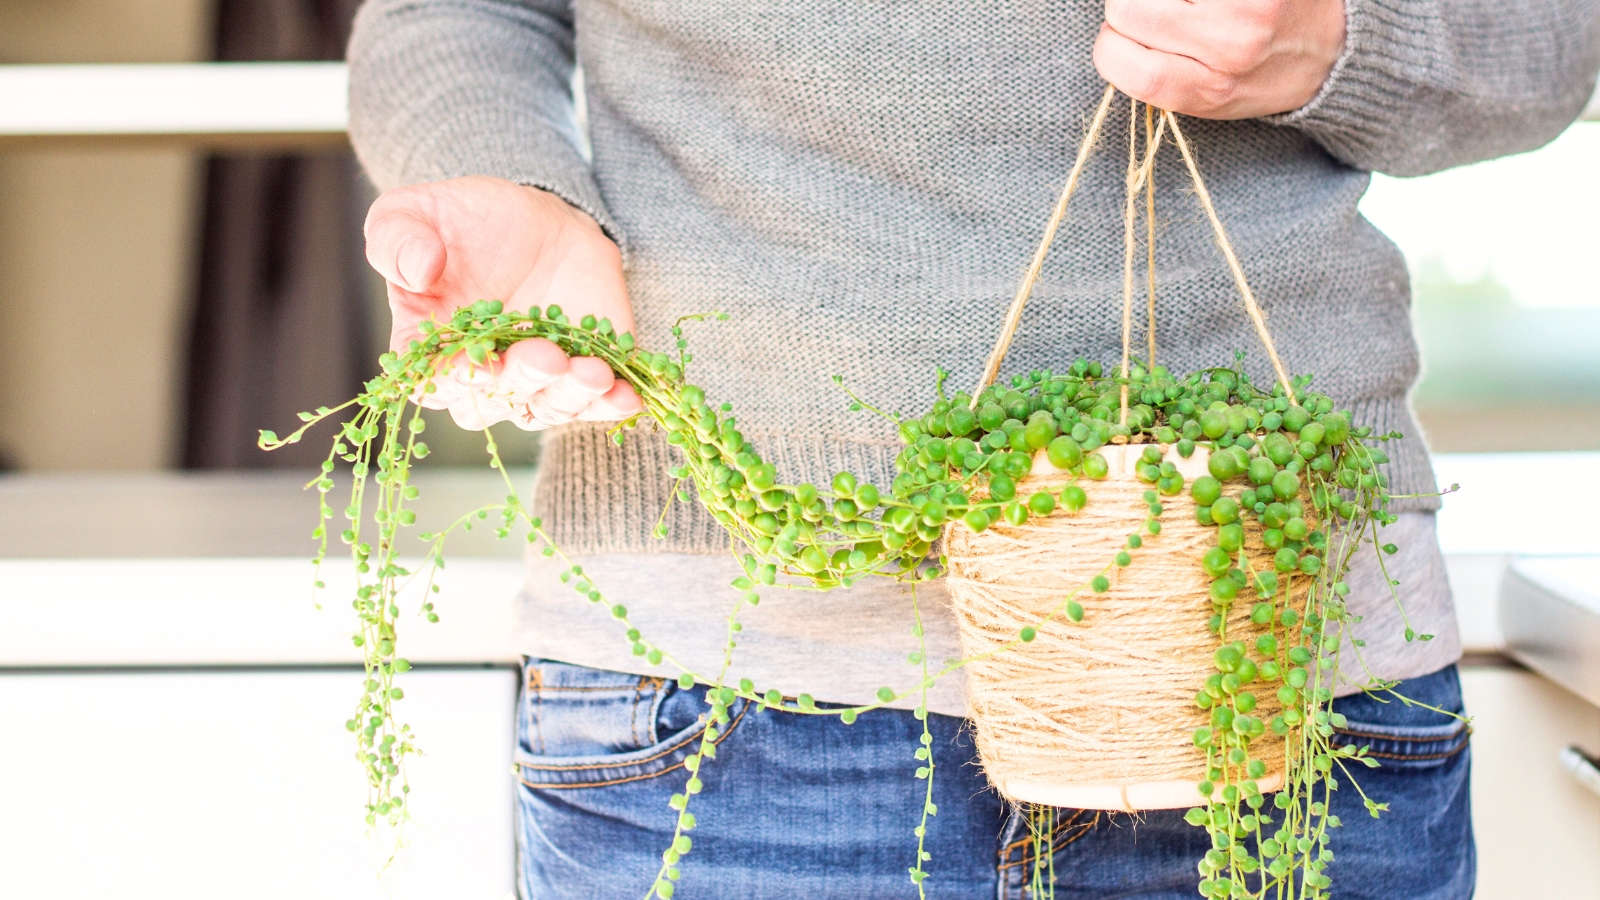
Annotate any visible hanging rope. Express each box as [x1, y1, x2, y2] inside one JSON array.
[[971, 84, 1117, 403], [1118, 101, 1166, 429], [1162, 110, 1297, 403], [1145, 103, 1157, 370], [1119, 98, 1139, 427], [972, 87, 1298, 407]]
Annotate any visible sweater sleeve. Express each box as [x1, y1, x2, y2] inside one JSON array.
[[345, 0, 619, 242], [1267, 0, 1600, 176]]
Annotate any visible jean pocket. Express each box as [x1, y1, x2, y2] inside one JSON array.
[[515, 659, 750, 790], [1329, 717, 1470, 771], [1330, 667, 1470, 772], [519, 659, 675, 758], [1331, 701, 1465, 771]]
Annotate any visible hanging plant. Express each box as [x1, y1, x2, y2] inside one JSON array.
[[261, 87, 1446, 900]]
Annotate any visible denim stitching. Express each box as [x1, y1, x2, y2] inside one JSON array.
[[630, 677, 644, 748], [996, 808, 1028, 900], [528, 667, 545, 755], [1330, 739, 1470, 762], [520, 721, 704, 771], [1331, 720, 1470, 764], [646, 677, 670, 745], [1333, 722, 1469, 742], [526, 659, 649, 692], [999, 808, 1085, 857], [527, 663, 671, 755], [997, 810, 1099, 871], [1344, 744, 1469, 762], [995, 809, 1096, 899]]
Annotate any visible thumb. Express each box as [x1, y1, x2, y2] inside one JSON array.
[[364, 190, 448, 293]]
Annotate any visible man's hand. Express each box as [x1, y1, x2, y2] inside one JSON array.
[[1094, 0, 1346, 120], [364, 176, 642, 431]]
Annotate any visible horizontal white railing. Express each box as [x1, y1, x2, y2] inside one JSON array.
[[0, 558, 525, 668]]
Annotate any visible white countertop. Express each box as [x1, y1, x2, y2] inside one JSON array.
[[1, 454, 1591, 667]]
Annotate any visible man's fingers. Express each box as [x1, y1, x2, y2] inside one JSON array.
[[417, 388, 455, 411], [537, 356, 617, 415], [387, 282, 453, 353], [365, 194, 448, 293], [428, 349, 636, 431], [521, 356, 616, 426], [1103, 0, 1219, 63], [1093, 24, 1232, 117], [441, 340, 566, 410], [423, 339, 586, 431], [576, 381, 644, 421], [444, 386, 528, 430], [500, 338, 570, 395], [447, 403, 489, 431]]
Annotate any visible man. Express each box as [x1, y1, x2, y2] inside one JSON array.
[[347, 2, 1597, 897]]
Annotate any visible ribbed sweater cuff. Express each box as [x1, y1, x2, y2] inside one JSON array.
[[1264, 0, 1437, 168], [400, 104, 619, 245]]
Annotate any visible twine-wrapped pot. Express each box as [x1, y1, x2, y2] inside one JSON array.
[[944, 443, 1300, 811], [946, 89, 1313, 811]]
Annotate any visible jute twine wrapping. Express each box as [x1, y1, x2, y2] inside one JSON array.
[[944, 444, 1299, 811]]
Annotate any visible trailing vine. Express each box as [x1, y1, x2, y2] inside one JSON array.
[[262, 298, 1432, 899]]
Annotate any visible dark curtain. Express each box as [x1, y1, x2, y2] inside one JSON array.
[[182, 0, 374, 469]]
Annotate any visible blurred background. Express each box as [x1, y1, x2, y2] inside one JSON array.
[[0, 2, 1597, 899], [1363, 134, 1600, 452], [0, 0, 537, 473], [0, 4, 1595, 475]]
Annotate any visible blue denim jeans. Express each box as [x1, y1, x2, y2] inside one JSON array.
[[515, 659, 1473, 899]]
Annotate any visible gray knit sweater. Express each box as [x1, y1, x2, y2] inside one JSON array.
[[348, 0, 1599, 707]]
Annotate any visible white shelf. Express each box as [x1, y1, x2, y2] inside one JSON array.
[[0, 62, 347, 148]]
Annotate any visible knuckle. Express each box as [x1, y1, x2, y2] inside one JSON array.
[[1096, 42, 1164, 102], [525, 395, 573, 424], [1121, 64, 1169, 105], [1220, 1, 1280, 62], [1242, 0, 1285, 25], [1195, 71, 1243, 110], [1225, 28, 1274, 72], [1102, 0, 1134, 28]]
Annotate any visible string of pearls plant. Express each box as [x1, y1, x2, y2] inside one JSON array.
[[261, 299, 1437, 900]]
